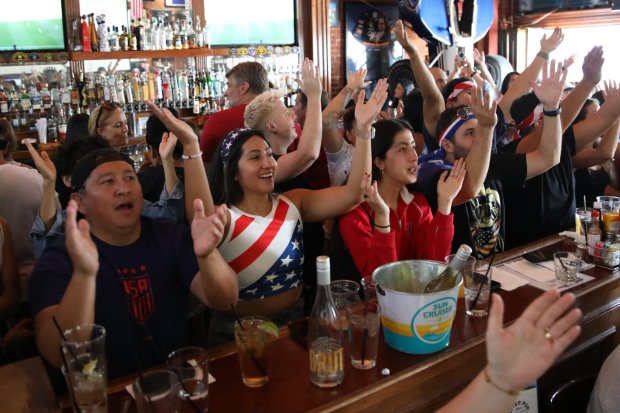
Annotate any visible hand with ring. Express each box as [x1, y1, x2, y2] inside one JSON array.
[[484, 289, 582, 393]]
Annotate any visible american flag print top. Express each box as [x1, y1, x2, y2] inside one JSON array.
[[220, 195, 304, 301]]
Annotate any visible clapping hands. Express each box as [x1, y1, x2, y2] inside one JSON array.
[[191, 200, 228, 258]]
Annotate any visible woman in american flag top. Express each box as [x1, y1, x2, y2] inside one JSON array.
[[204, 80, 390, 345]]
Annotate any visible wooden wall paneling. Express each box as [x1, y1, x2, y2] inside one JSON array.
[[301, 0, 332, 95]]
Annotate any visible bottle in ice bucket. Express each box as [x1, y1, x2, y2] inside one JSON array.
[[424, 244, 472, 294], [308, 256, 344, 388]]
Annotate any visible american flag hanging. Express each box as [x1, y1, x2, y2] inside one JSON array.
[[131, 0, 143, 20]]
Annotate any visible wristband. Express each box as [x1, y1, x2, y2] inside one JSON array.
[[543, 107, 562, 117], [484, 367, 520, 396], [182, 151, 203, 160], [374, 224, 390, 229], [355, 127, 375, 140], [537, 51, 549, 60]]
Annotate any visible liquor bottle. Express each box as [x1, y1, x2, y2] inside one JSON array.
[[132, 19, 142, 51], [165, 23, 173, 50], [119, 26, 129, 51], [89, 14, 99, 52], [308, 256, 344, 388], [40, 83, 52, 110], [203, 20, 211, 48], [56, 104, 67, 142], [423, 244, 472, 294], [81, 15, 92, 52], [195, 17, 204, 48], [588, 211, 602, 256], [20, 87, 32, 111], [173, 22, 182, 50], [29, 83, 42, 111], [46, 109, 58, 143], [187, 19, 196, 49], [98, 16, 110, 52], [129, 21, 137, 51], [9, 100, 20, 128], [0, 85, 8, 114], [71, 18, 82, 51], [180, 21, 189, 49]]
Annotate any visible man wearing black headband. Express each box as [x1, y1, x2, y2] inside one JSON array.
[[29, 146, 237, 380]]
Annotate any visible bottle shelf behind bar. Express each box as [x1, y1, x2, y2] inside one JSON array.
[[69, 48, 230, 61]]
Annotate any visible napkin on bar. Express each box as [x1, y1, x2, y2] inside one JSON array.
[[492, 266, 529, 291]]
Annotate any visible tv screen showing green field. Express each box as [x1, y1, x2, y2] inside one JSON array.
[[0, 0, 65, 51], [204, 0, 296, 46]]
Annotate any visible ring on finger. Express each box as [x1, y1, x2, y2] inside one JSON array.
[[544, 328, 555, 344]]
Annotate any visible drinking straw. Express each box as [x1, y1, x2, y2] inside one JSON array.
[[468, 252, 496, 313], [359, 287, 369, 366], [230, 304, 268, 377], [52, 317, 82, 413]]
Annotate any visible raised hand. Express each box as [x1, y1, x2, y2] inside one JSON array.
[[530, 60, 566, 109], [562, 53, 577, 71], [392, 19, 413, 49], [540, 27, 564, 53], [473, 48, 486, 66], [346, 68, 371, 94], [581, 46, 604, 86], [604, 79, 619, 98], [355, 78, 389, 128], [146, 101, 199, 149], [24, 139, 56, 183], [192, 199, 227, 258], [485, 289, 581, 392], [296, 57, 321, 99], [470, 86, 498, 129], [65, 200, 99, 278], [361, 173, 389, 218], [159, 132, 178, 162], [437, 158, 466, 204]]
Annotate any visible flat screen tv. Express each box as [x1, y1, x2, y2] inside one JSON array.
[[0, 0, 66, 52], [518, 0, 609, 13], [203, 0, 297, 46]]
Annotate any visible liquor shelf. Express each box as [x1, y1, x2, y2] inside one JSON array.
[[69, 48, 231, 61]]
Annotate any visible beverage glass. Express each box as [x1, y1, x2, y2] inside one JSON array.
[[234, 316, 270, 388], [60, 324, 107, 413], [132, 370, 180, 413], [446, 254, 476, 298], [329, 280, 360, 330], [575, 207, 592, 245], [346, 301, 381, 370], [596, 196, 620, 214], [553, 252, 581, 285], [464, 261, 493, 317], [167, 347, 209, 413]]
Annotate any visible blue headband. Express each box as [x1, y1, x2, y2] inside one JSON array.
[[220, 128, 251, 167]]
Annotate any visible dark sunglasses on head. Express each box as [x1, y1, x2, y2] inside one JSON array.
[[95, 102, 121, 129]]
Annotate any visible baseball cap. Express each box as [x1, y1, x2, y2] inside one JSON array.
[[71, 148, 134, 192]]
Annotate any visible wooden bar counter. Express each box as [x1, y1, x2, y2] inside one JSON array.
[[6, 234, 620, 412]]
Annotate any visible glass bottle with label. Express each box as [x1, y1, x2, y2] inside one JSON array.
[[308, 256, 344, 388], [0, 85, 8, 114]]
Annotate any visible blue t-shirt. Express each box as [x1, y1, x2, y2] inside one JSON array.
[[29, 217, 199, 379]]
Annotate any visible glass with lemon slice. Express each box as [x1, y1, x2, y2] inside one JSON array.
[[61, 324, 108, 412], [233, 317, 279, 387]]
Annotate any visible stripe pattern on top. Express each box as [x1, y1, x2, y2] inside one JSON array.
[[220, 195, 304, 301]]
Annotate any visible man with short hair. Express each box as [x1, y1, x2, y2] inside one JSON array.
[[29, 148, 237, 379], [199, 62, 269, 162]]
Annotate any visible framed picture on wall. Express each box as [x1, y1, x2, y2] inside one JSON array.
[[345, 2, 403, 93], [165, 0, 185, 7]]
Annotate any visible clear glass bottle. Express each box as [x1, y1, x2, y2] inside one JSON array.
[[0, 85, 8, 114], [424, 244, 472, 293], [588, 211, 602, 257], [308, 256, 344, 388]]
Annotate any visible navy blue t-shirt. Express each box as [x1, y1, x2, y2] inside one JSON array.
[[29, 217, 199, 379], [502, 126, 577, 249]]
